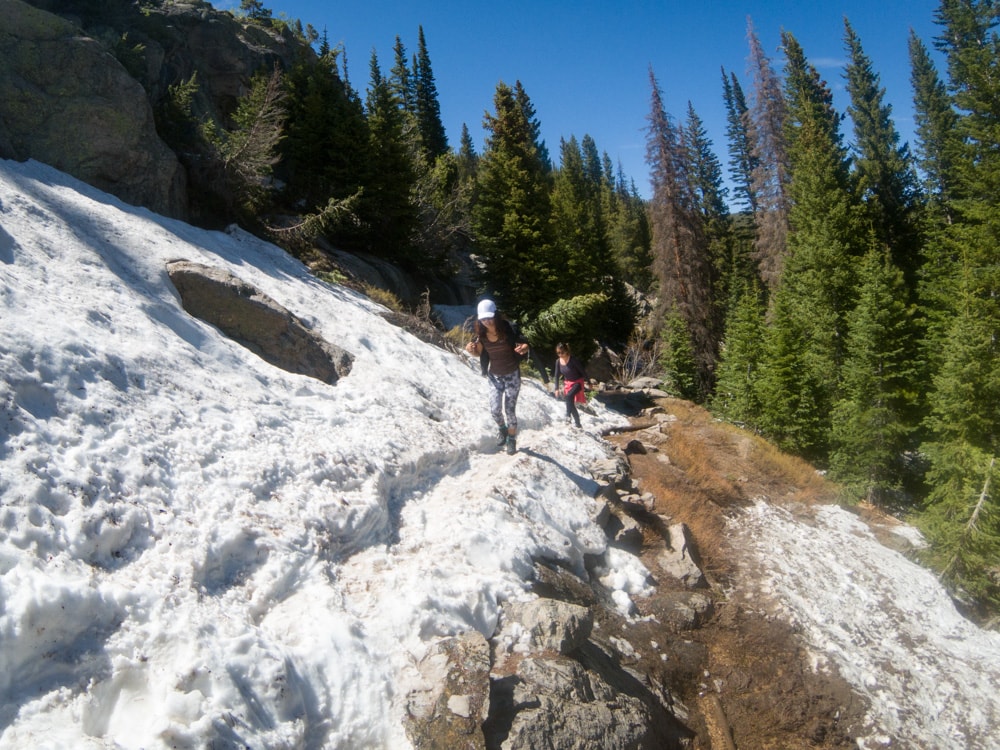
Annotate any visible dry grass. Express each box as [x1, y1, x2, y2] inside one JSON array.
[[610, 397, 841, 584], [605, 395, 868, 749]]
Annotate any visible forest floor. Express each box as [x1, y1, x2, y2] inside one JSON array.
[[599, 395, 898, 749]]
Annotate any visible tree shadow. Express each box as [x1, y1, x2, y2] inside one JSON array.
[[593, 389, 654, 417]]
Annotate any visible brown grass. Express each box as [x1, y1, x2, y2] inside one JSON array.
[[610, 397, 843, 586], [605, 395, 868, 749]]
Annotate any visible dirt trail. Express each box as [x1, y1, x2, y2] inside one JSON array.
[[602, 396, 870, 749]]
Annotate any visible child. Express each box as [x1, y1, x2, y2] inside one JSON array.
[[552, 342, 586, 428]]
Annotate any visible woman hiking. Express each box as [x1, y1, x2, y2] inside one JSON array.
[[465, 299, 530, 455]]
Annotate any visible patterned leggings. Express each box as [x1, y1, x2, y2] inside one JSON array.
[[489, 371, 521, 432]]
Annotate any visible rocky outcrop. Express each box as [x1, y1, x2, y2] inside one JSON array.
[[166, 260, 353, 384], [0, 0, 185, 216], [406, 632, 492, 750], [2, 0, 307, 221], [485, 596, 693, 750]]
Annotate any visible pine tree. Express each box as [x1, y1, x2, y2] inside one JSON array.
[[920, 445, 1000, 613], [514, 81, 552, 173], [389, 36, 414, 113], [920, 290, 1000, 610], [844, 18, 923, 292], [550, 135, 611, 298], [921, 0, 1000, 440], [829, 248, 919, 506], [756, 31, 860, 462], [206, 66, 286, 219], [683, 101, 731, 336], [711, 278, 766, 427], [471, 81, 557, 320], [549, 135, 636, 345], [363, 51, 419, 262], [721, 67, 758, 214], [413, 26, 448, 161], [910, 30, 960, 377], [282, 47, 370, 231], [745, 19, 791, 292], [523, 292, 614, 365], [457, 123, 479, 186], [909, 30, 958, 220], [916, 1, 1000, 615], [659, 306, 699, 401], [645, 69, 716, 399], [240, 0, 270, 21], [719, 67, 760, 317], [605, 165, 653, 292]]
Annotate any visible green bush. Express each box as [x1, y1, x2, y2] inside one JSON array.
[[523, 294, 608, 364]]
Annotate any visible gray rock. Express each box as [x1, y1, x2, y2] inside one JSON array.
[[608, 511, 644, 551], [405, 632, 491, 750], [590, 454, 631, 492], [166, 260, 353, 384], [646, 591, 714, 631], [658, 523, 706, 589], [628, 376, 663, 390], [494, 598, 593, 656], [0, 0, 185, 216], [489, 653, 688, 750]]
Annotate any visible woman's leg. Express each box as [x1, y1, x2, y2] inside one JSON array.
[[565, 382, 582, 426], [488, 376, 506, 432], [500, 371, 521, 434]]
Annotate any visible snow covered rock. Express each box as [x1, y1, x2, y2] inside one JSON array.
[[494, 598, 593, 656], [405, 632, 491, 750]]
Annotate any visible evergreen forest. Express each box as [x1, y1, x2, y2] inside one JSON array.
[[163, 0, 998, 621]]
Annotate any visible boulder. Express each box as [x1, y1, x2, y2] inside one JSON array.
[[0, 0, 185, 216], [493, 599, 593, 656], [487, 653, 688, 750], [644, 591, 715, 631], [166, 260, 353, 384], [658, 523, 707, 589], [405, 632, 491, 750]]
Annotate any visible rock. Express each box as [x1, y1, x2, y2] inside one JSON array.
[[589, 454, 631, 491], [624, 439, 648, 455], [607, 511, 644, 551], [658, 523, 706, 589], [531, 562, 598, 609], [628, 376, 663, 390], [487, 653, 690, 750], [590, 496, 612, 528], [3, 0, 310, 223], [493, 598, 593, 656], [644, 591, 715, 631], [584, 344, 618, 383], [405, 632, 491, 750], [166, 260, 353, 384], [0, 0, 185, 216]]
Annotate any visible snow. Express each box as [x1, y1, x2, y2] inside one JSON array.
[[733, 500, 1000, 749], [1, 158, 999, 748]]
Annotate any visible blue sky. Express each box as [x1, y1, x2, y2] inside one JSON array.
[[220, 0, 943, 199]]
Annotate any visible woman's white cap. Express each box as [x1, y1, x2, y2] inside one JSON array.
[[477, 299, 496, 320]]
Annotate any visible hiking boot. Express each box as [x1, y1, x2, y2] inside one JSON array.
[[506, 435, 517, 455], [496, 425, 508, 446]]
